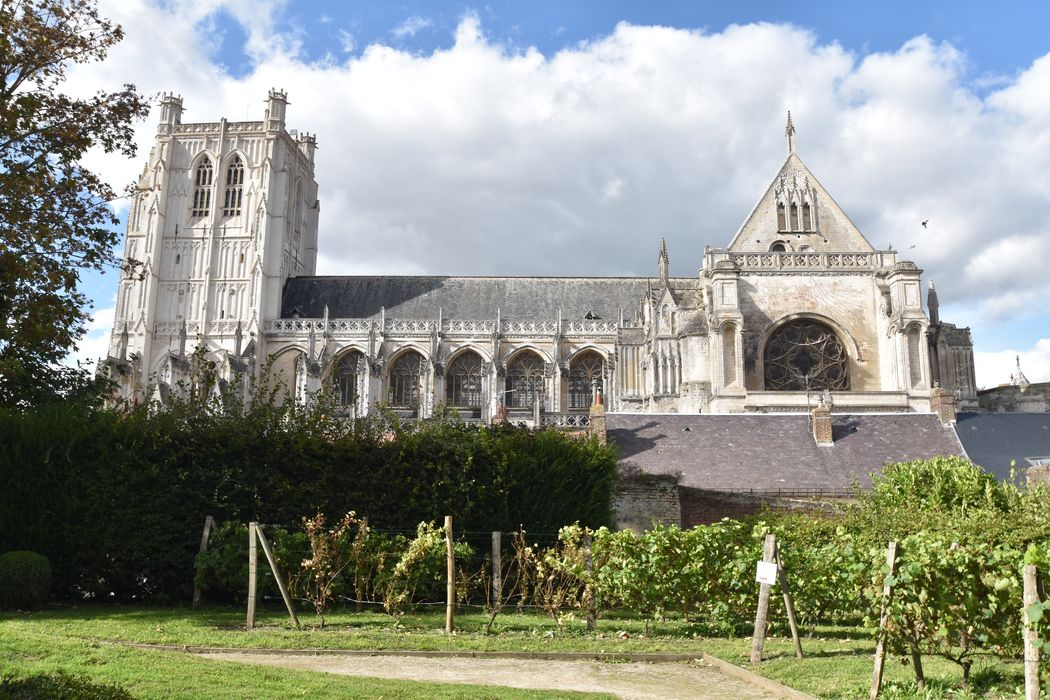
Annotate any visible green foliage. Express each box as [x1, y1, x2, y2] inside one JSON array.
[[0, 0, 150, 406], [0, 398, 615, 601], [0, 551, 51, 609], [0, 672, 133, 700], [383, 522, 473, 621]]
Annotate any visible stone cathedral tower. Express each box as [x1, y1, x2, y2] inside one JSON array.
[[103, 91, 319, 405]]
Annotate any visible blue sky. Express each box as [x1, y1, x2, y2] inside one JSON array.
[[71, 0, 1050, 386]]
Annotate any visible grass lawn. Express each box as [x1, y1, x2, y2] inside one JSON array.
[[0, 605, 1029, 699]]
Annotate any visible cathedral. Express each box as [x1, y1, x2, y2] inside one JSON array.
[[104, 91, 978, 426]]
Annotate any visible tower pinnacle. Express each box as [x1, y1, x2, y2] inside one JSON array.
[[785, 111, 796, 154], [658, 238, 669, 283]]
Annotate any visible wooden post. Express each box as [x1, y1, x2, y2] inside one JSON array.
[[750, 533, 776, 664], [445, 515, 455, 635], [356, 517, 367, 612], [774, 543, 803, 659], [870, 541, 898, 700], [1023, 564, 1042, 700], [192, 515, 215, 607], [255, 525, 301, 630], [491, 531, 502, 608], [584, 532, 596, 632], [247, 522, 258, 629]]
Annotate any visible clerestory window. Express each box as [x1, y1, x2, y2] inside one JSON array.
[[191, 158, 213, 217], [446, 351, 483, 408], [388, 350, 424, 407], [506, 352, 545, 409], [333, 351, 364, 408], [568, 351, 605, 410], [222, 156, 244, 217]]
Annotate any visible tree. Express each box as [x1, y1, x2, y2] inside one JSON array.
[[0, 0, 149, 407]]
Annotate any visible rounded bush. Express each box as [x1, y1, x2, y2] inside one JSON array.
[[0, 550, 52, 610]]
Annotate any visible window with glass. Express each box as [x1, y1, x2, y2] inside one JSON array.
[[333, 351, 364, 407], [568, 351, 604, 410], [763, 319, 849, 391], [222, 156, 244, 216], [446, 351, 483, 407], [388, 351, 424, 407], [506, 352, 545, 409], [191, 158, 213, 217]]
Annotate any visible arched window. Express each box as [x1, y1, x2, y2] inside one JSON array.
[[776, 204, 787, 231], [568, 351, 605, 410], [763, 319, 849, 391], [506, 351, 545, 409], [769, 241, 787, 253], [446, 351, 483, 408], [191, 158, 213, 217], [802, 203, 812, 230], [222, 156, 244, 216], [388, 350, 423, 407], [789, 203, 799, 231], [333, 351, 364, 407]]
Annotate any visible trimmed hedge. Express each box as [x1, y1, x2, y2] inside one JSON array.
[[0, 551, 51, 609], [0, 401, 617, 602]]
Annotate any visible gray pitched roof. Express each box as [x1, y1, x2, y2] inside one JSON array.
[[955, 412, 1050, 481], [607, 413, 965, 494], [281, 276, 692, 321]]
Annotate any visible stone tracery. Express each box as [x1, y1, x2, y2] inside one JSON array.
[[763, 319, 849, 391]]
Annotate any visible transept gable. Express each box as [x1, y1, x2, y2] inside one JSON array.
[[727, 152, 875, 255]]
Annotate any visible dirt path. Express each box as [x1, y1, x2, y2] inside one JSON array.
[[197, 651, 782, 699]]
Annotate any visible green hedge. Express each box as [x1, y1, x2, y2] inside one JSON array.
[[0, 400, 617, 602]]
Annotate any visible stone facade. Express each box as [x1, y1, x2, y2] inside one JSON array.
[[104, 99, 977, 419]]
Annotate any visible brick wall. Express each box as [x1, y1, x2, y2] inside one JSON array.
[[612, 473, 681, 533]]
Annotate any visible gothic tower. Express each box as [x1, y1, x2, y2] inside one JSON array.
[[103, 91, 319, 405]]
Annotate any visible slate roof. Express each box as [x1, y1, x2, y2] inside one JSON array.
[[607, 413, 966, 494], [280, 276, 692, 321], [955, 412, 1050, 481]]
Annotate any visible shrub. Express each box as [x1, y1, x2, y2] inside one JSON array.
[[0, 672, 133, 699], [0, 550, 51, 609]]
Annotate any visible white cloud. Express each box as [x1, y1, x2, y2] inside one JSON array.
[[975, 339, 1050, 388], [392, 15, 433, 40], [337, 29, 355, 54], [65, 8, 1050, 382]]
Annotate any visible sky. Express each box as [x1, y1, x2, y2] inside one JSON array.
[[67, 0, 1050, 389]]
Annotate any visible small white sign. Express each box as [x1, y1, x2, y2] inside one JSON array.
[[756, 560, 778, 585]]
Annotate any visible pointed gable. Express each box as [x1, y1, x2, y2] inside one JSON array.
[[727, 152, 876, 254]]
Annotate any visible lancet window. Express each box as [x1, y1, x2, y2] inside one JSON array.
[[191, 158, 213, 217], [222, 156, 244, 217], [333, 351, 365, 408], [446, 351, 483, 408], [568, 351, 605, 410], [763, 319, 849, 391], [388, 351, 424, 407], [506, 352, 545, 409]]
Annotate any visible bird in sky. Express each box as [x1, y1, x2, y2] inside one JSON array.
[[921, 219, 929, 228]]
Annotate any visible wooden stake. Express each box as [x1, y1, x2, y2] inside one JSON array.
[[750, 533, 776, 664], [870, 541, 898, 700], [584, 533, 596, 632], [491, 531, 502, 608], [445, 515, 455, 635], [774, 543, 803, 659], [255, 525, 301, 630], [247, 522, 258, 629], [1023, 564, 1042, 700], [356, 517, 368, 612], [192, 515, 214, 607]]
